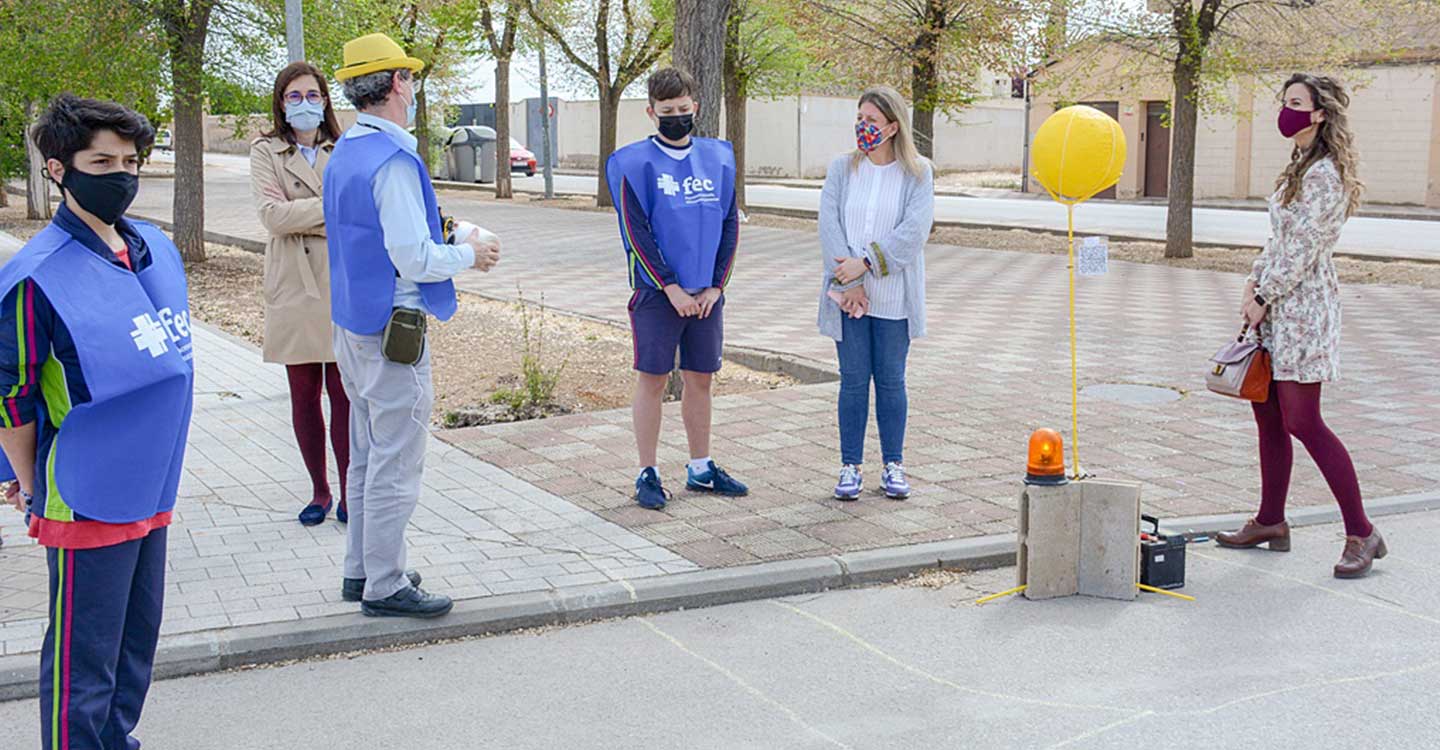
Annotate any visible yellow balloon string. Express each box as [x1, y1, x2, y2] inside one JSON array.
[[1067, 204, 1081, 480]]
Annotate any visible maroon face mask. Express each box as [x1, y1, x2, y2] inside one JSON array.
[[1278, 106, 1315, 138]]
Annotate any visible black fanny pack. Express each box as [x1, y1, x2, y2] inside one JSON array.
[[381, 307, 427, 365]]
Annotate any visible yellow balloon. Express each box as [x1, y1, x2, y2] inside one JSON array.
[[1031, 105, 1127, 205]]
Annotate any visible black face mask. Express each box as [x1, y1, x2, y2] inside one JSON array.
[[657, 113, 695, 141], [60, 168, 139, 225]]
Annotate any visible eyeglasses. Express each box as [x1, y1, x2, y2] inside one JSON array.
[[284, 91, 325, 106]]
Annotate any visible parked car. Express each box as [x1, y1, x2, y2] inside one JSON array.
[[510, 138, 537, 176], [154, 128, 173, 151]]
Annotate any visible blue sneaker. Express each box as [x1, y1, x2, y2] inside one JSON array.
[[635, 468, 670, 510], [834, 465, 863, 501], [686, 461, 749, 497], [881, 462, 911, 500]]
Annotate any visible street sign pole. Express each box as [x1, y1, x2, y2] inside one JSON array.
[[285, 0, 305, 63]]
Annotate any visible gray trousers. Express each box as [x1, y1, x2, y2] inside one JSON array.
[[333, 327, 433, 601]]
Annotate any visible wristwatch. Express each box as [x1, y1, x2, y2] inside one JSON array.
[[1253, 293, 1268, 307]]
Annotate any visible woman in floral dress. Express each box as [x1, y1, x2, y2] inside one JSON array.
[[1216, 74, 1385, 579]]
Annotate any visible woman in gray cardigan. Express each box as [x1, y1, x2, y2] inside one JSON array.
[[818, 86, 935, 501]]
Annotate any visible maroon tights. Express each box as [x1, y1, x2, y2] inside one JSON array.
[[1252, 381, 1372, 538], [286, 363, 350, 509]]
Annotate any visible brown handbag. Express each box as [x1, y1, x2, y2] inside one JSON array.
[[1205, 325, 1271, 403]]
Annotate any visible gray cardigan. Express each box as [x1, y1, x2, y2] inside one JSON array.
[[816, 153, 935, 341]]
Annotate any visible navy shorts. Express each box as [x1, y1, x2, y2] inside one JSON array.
[[628, 287, 725, 375]]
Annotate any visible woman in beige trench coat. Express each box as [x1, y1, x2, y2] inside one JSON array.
[[250, 61, 351, 526]]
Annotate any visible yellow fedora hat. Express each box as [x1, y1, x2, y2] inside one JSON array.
[[335, 33, 424, 81]]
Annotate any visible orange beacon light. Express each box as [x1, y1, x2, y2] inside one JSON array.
[[1025, 429, 1069, 486]]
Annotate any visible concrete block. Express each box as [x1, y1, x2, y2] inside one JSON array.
[[1077, 480, 1141, 601], [1019, 480, 1141, 602], [1019, 484, 1080, 600]]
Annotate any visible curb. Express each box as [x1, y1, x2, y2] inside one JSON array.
[[1155, 490, 1440, 539], [0, 535, 1010, 703], [132, 215, 267, 254], [2, 491, 1433, 702], [453, 285, 838, 386]]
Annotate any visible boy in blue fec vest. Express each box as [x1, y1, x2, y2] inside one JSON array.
[[606, 68, 748, 510], [0, 95, 194, 750]]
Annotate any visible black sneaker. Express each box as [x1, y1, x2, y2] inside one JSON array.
[[361, 585, 453, 618], [635, 467, 670, 510], [342, 570, 422, 602]]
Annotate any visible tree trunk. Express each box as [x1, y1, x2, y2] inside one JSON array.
[[723, 3, 747, 211], [673, 0, 730, 138], [1165, 54, 1200, 259], [415, 80, 434, 177], [168, 22, 208, 262], [494, 57, 514, 199], [725, 81, 748, 213], [24, 100, 51, 220], [910, 28, 940, 159], [597, 87, 621, 208]]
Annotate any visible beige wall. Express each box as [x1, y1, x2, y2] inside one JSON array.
[[1031, 49, 1440, 206], [540, 94, 1024, 177]]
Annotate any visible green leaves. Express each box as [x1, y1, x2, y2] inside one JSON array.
[[0, 0, 166, 179]]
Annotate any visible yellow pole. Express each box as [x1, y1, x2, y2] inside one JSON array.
[[1137, 583, 1196, 601], [1067, 204, 1081, 479], [974, 585, 1027, 605]]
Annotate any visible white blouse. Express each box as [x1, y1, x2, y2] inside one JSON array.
[[843, 159, 908, 319]]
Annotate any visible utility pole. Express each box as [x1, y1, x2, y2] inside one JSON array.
[[538, 41, 554, 200], [284, 0, 305, 63]]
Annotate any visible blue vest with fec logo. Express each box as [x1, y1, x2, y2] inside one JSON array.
[[323, 128, 458, 335], [0, 221, 194, 524], [606, 137, 735, 291]]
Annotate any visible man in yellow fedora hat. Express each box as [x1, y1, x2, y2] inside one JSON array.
[[323, 32, 501, 618]]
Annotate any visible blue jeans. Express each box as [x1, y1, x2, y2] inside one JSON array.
[[836, 316, 910, 466]]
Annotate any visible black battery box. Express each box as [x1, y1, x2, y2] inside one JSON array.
[[1140, 514, 1187, 590]]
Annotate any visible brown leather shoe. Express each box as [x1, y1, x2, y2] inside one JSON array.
[[1216, 517, 1291, 551], [1334, 529, 1387, 579]]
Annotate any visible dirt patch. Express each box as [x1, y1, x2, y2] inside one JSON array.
[[179, 242, 795, 425], [0, 202, 49, 241]]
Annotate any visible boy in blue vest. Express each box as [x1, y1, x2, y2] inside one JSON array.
[[325, 34, 500, 618], [0, 95, 194, 750], [606, 68, 748, 510]]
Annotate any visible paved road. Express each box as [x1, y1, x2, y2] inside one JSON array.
[[5, 510, 1438, 749], [147, 151, 1440, 262]]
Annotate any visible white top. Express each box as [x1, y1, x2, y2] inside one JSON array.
[[843, 159, 908, 320], [650, 135, 692, 161], [345, 113, 475, 316]]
